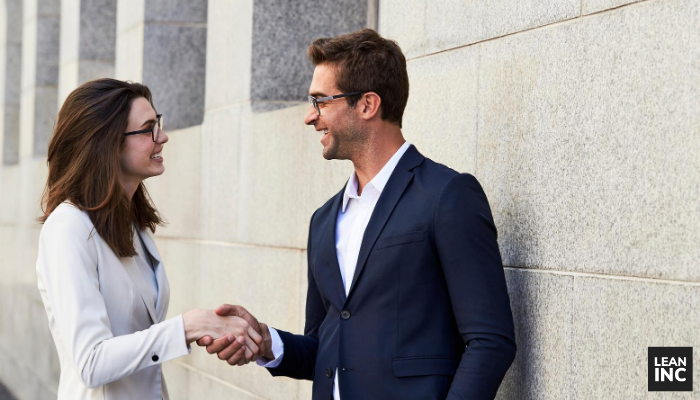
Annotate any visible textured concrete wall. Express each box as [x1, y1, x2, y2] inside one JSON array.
[[1, 0, 699, 399], [2, 2, 61, 395], [0, 6, 55, 394]]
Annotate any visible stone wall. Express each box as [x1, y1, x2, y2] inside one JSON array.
[[0, 0, 698, 398]]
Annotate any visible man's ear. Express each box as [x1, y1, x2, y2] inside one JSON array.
[[358, 92, 381, 121]]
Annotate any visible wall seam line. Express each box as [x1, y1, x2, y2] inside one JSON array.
[[405, 0, 656, 63], [169, 360, 268, 399], [154, 235, 305, 251], [504, 266, 700, 287]]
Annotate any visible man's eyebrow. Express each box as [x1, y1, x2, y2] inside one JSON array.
[[309, 92, 327, 98]]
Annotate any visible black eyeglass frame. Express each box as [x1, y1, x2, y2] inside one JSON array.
[[308, 92, 365, 116], [124, 114, 163, 142]]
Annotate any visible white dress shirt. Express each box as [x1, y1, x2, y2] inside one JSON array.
[[259, 141, 411, 400]]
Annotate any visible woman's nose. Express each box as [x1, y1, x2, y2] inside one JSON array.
[[157, 129, 169, 144]]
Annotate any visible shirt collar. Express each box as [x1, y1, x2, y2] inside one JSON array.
[[342, 141, 411, 212]]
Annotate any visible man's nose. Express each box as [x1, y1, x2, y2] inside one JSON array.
[[304, 107, 318, 126]]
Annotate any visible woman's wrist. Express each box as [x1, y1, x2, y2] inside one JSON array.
[[183, 309, 207, 344]]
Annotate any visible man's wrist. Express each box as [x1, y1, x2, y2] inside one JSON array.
[[260, 323, 274, 360]]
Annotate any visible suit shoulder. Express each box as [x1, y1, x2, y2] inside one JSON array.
[[42, 203, 93, 237], [417, 157, 461, 186], [416, 158, 488, 201]]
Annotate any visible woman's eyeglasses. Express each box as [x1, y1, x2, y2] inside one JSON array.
[[124, 114, 164, 142]]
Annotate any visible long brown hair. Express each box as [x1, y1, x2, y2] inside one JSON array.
[[40, 78, 164, 257]]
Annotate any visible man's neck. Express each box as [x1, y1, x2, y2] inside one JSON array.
[[351, 130, 405, 195]]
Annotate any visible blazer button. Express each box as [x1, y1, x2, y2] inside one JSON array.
[[325, 368, 332, 378], [152, 355, 159, 362], [340, 310, 351, 320]]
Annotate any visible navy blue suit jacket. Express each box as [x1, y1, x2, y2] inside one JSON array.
[[269, 145, 516, 400]]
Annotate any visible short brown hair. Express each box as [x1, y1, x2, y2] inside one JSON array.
[[308, 29, 409, 127], [40, 78, 164, 257]]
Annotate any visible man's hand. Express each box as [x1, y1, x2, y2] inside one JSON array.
[[196, 304, 273, 364]]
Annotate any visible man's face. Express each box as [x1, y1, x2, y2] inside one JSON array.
[[304, 64, 366, 160]]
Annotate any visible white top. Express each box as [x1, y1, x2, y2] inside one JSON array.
[[259, 141, 411, 400], [36, 203, 190, 400]]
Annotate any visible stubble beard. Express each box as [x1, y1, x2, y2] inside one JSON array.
[[322, 112, 366, 161]]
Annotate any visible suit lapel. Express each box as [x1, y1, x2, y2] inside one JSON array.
[[140, 230, 169, 322], [123, 229, 158, 324], [346, 145, 425, 302], [320, 189, 347, 309]]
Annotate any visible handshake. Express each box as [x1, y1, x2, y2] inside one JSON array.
[[183, 304, 273, 366]]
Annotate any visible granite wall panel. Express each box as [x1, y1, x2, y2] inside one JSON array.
[[250, 0, 366, 109], [476, 0, 700, 281], [141, 0, 206, 130]]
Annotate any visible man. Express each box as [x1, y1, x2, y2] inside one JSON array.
[[201, 29, 516, 399]]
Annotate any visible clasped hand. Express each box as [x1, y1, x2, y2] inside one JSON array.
[[187, 304, 272, 366], [183, 306, 269, 365]]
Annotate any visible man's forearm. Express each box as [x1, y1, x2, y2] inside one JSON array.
[[266, 329, 319, 381], [447, 334, 516, 399]]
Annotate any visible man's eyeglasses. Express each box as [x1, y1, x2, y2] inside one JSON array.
[[308, 92, 364, 116], [124, 114, 163, 142]]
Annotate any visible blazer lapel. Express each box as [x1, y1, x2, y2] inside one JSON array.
[[123, 229, 158, 324], [140, 230, 169, 322], [346, 145, 425, 302], [319, 189, 347, 309]]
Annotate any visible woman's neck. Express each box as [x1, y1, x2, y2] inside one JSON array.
[[120, 177, 140, 200]]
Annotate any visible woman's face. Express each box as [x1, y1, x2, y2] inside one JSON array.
[[119, 97, 169, 188]]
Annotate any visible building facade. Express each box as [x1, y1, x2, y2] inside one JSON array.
[[0, 0, 698, 398]]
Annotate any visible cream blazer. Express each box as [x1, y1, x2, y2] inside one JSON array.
[[36, 203, 189, 400]]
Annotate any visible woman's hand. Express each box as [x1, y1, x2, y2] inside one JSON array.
[[182, 309, 262, 362]]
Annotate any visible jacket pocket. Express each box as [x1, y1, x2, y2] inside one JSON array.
[[376, 230, 426, 250], [392, 356, 460, 377]]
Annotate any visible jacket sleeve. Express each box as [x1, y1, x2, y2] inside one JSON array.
[[268, 211, 323, 380], [36, 207, 189, 389], [434, 174, 517, 399]]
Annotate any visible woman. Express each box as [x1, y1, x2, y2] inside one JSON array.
[[36, 79, 259, 399]]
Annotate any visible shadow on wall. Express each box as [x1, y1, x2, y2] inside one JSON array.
[[499, 269, 539, 399], [493, 198, 562, 399], [0, 281, 61, 399], [0, 381, 17, 400], [494, 206, 573, 399]]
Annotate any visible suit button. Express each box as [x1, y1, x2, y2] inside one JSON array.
[[325, 368, 332, 378], [341, 310, 351, 320]]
